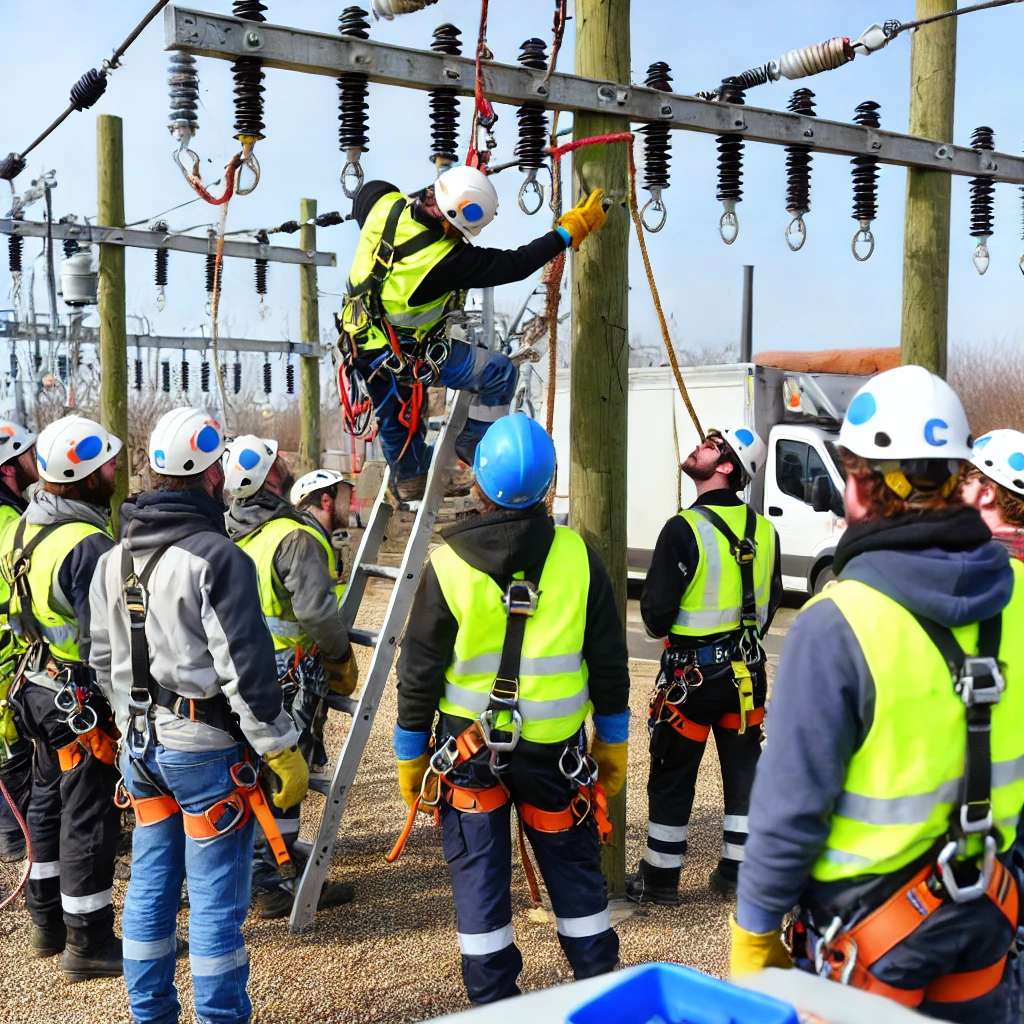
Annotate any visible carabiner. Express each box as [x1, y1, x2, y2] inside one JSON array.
[[68, 704, 98, 736], [419, 767, 441, 808], [641, 195, 668, 233], [236, 152, 261, 196], [479, 708, 523, 753], [558, 745, 587, 784], [785, 215, 807, 252], [428, 735, 460, 777], [518, 174, 544, 215], [720, 205, 739, 245], [172, 143, 201, 186], [341, 158, 365, 200], [54, 683, 80, 714], [851, 226, 875, 262]]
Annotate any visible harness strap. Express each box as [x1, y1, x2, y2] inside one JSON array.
[[650, 693, 765, 740], [9, 520, 60, 646], [518, 783, 613, 843], [689, 505, 759, 632], [516, 813, 543, 904]]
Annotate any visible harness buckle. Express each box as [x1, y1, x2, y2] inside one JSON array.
[[734, 538, 756, 565], [479, 708, 523, 753], [937, 834, 997, 903], [428, 735, 460, 777], [957, 657, 1004, 706], [230, 761, 259, 790], [503, 580, 539, 617]]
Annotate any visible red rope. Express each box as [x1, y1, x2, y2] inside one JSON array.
[[466, 0, 492, 170], [0, 774, 31, 911], [549, 131, 635, 162], [188, 151, 242, 206]]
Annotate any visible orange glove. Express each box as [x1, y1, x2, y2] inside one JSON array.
[[558, 189, 608, 250], [83, 726, 118, 765]]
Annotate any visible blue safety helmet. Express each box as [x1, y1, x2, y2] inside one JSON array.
[[473, 413, 555, 509]]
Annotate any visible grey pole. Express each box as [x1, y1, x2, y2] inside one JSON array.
[[740, 265, 753, 363]]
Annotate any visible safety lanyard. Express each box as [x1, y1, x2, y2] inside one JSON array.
[[7, 519, 59, 646], [689, 504, 759, 633]]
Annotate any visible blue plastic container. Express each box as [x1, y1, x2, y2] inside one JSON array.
[[566, 964, 800, 1024]]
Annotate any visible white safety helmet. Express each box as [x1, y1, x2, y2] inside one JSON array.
[[839, 365, 973, 462], [36, 415, 122, 484], [223, 435, 279, 499], [290, 468, 346, 507], [971, 429, 1024, 497], [149, 407, 225, 477], [715, 426, 766, 484], [0, 421, 37, 467], [434, 165, 499, 241]]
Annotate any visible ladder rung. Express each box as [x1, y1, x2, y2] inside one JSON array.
[[348, 627, 379, 647], [361, 563, 400, 581]]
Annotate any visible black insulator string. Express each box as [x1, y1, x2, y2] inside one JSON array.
[[784, 88, 816, 250], [155, 248, 169, 288], [161, 361, 171, 393], [851, 100, 881, 261], [134, 358, 144, 391], [201, 361, 211, 393], [639, 61, 673, 232], [8, 236, 22, 275], [429, 24, 462, 172], [286, 361, 295, 395], [716, 77, 745, 244], [263, 360, 272, 395], [338, 7, 371, 198], [232, 361, 242, 395], [969, 125, 996, 274]]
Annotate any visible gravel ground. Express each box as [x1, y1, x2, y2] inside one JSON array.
[[0, 578, 778, 1024]]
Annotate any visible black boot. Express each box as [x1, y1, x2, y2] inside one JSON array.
[[0, 829, 27, 863], [29, 922, 66, 958], [254, 881, 355, 921], [625, 860, 680, 906], [709, 862, 739, 895], [59, 932, 123, 981]]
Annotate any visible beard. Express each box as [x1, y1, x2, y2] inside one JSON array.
[[682, 452, 717, 482]]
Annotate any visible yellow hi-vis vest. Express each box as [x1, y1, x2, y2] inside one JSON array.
[[0, 507, 22, 746], [809, 564, 1024, 883], [5, 519, 108, 663], [434, 526, 593, 745], [671, 503, 776, 637], [342, 192, 459, 352], [236, 517, 340, 652]]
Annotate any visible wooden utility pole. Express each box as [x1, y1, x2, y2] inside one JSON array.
[[96, 114, 129, 522], [572, 0, 630, 899], [298, 198, 322, 475], [900, 0, 956, 377]]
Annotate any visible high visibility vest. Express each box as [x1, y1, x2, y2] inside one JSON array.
[[434, 526, 593, 745], [809, 564, 1024, 883], [0, 507, 22, 718], [671, 503, 776, 637], [0, 504, 20, 613], [236, 516, 340, 652], [343, 192, 459, 351], [6, 519, 107, 663]]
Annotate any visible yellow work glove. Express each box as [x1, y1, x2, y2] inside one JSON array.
[[590, 737, 627, 798], [83, 726, 118, 765], [264, 746, 310, 810], [558, 188, 608, 250], [323, 650, 359, 696], [397, 752, 432, 812], [729, 915, 793, 976]]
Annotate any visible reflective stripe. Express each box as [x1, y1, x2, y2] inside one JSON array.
[[556, 907, 611, 939], [123, 935, 176, 961], [191, 946, 249, 977], [453, 652, 584, 678], [993, 754, 1024, 788], [674, 606, 741, 630], [387, 303, 448, 328], [691, 516, 721, 610], [29, 860, 60, 880], [467, 402, 510, 424], [443, 680, 590, 721], [822, 848, 874, 867], [457, 923, 514, 956], [265, 616, 302, 639], [647, 821, 688, 843], [62, 887, 113, 913], [645, 847, 683, 869], [834, 778, 961, 826], [722, 841, 746, 862], [723, 814, 749, 834]]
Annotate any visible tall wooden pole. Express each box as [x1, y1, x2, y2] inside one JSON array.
[[572, 0, 630, 899], [97, 114, 129, 523], [900, 0, 956, 376], [298, 198, 322, 475]]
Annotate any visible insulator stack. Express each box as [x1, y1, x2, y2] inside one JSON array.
[[255, 259, 268, 299], [155, 246, 169, 311], [969, 126, 995, 275], [201, 360, 211, 393], [513, 38, 549, 214], [639, 61, 673, 232], [134, 358, 143, 391], [161, 361, 171, 393], [62, 238, 80, 258], [8, 235, 23, 275], [180, 359, 190, 391], [263, 359, 272, 395], [850, 101, 881, 261], [168, 53, 200, 140], [231, 1, 267, 147], [715, 78, 745, 244], [57, 355, 68, 379], [233, 361, 242, 395], [286, 361, 295, 395], [783, 88, 816, 251], [338, 7, 371, 199], [428, 24, 462, 173], [10, 353, 18, 378], [205, 252, 217, 314]]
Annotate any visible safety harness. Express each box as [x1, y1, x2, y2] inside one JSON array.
[[117, 543, 293, 876], [795, 614, 1018, 1006]]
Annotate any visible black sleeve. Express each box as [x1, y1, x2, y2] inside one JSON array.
[[582, 545, 630, 717], [640, 516, 700, 638], [396, 560, 459, 732], [60, 531, 115, 664], [411, 231, 567, 305], [762, 530, 784, 635]]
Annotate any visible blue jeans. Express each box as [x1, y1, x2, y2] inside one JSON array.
[[356, 339, 517, 481], [120, 744, 255, 1024]]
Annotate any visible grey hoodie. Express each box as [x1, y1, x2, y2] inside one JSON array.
[[225, 491, 350, 663]]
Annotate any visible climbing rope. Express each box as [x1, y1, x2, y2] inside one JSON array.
[[0, 775, 31, 912], [207, 199, 235, 428]]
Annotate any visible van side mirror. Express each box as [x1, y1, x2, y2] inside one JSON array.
[[810, 475, 833, 513]]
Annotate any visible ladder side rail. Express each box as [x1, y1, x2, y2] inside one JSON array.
[[337, 469, 393, 631]]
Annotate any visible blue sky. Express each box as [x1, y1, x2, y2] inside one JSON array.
[[1, 0, 1022, 360]]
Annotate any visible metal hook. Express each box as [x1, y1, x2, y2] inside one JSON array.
[[973, 239, 991, 276], [851, 226, 875, 262], [720, 204, 739, 245], [172, 143, 201, 186], [1019, 254, 1024, 277], [518, 174, 544, 215], [641, 195, 668, 233], [341, 159, 365, 200], [785, 215, 807, 252], [235, 153, 261, 196]]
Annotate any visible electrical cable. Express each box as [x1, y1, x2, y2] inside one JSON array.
[[885, 0, 1023, 37]]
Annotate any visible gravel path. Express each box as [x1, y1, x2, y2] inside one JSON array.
[[1, 578, 766, 1023]]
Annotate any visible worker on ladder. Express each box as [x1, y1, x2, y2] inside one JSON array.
[[393, 413, 629, 1005], [88, 409, 309, 1024], [960, 429, 1024, 562], [627, 427, 781, 905], [2, 415, 122, 977], [733, 367, 1024, 1021], [339, 166, 608, 505], [223, 438, 357, 920], [0, 421, 39, 864]]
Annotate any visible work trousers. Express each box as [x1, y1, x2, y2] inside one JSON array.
[[120, 743, 255, 1024], [16, 679, 120, 949], [0, 744, 32, 855], [644, 659, 766, 884], [439, 744, 619, 1005], [355, 339, 517, 481]]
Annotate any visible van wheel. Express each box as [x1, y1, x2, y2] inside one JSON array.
[[813, 566, 837, 595]]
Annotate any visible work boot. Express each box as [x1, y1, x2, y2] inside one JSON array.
[[625, 860, 680, 906], [388, 474, 427, 507], [59, 933, 123, 981], [0, 830, 27, 863], [254, 881, 355, 921], [446, 463, 475, 497], [709, 864, 739, 895], [29, 922, 67, 958]]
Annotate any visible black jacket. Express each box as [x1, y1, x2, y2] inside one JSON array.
[[396, 504, 630, 735], [640, 489, 784, 645]]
